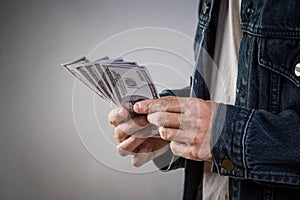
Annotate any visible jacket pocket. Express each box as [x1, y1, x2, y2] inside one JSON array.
[[258, 38, 300, 87]]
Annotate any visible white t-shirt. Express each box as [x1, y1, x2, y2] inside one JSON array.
[[202, 0, 242, 199]]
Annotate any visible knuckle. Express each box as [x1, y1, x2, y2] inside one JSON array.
[[116, 107, 128, 122], [117, 145, 127, 157], [190, 146, 200, 159], [192, 134, 203, 144], [108, 113, 116, 126], [156, 113, 166, 126], [114, 129, 127, 142], [114, 133, 121, 142], [115, 126, 124, 136], [170, 142, 179, 156], [159, 127, 168, 140], [147, 113, 164, 125], [146, 114, 152, 124], [157, 100, 169, 111], [109, 107, 125, 126]]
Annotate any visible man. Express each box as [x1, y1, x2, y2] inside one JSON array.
[[108, 0, 300, 199]]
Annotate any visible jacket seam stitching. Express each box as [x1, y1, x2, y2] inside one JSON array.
[[242, 109, 255, 179]]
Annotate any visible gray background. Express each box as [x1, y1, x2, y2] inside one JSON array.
[[0, 0, 198, 199]]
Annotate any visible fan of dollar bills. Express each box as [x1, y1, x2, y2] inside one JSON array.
[[62, 57, 159, 113]]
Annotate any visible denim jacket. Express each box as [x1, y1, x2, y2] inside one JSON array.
[[156, 0, 300, 199]]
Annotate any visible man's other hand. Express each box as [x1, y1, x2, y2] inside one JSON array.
[[133, 96, 216, 162], [108, 107, 169, 167]]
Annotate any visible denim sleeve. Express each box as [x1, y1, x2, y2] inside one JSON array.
[[211, 104, 300, 187]]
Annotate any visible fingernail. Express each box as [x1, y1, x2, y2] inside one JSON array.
[[134, 103, 141, 112], [158, 126, 165, 138]]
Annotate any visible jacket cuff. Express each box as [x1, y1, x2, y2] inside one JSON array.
[[211, 103, 255, 178]]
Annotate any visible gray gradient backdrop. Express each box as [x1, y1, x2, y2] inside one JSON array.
[[0, 0, 199, 199]]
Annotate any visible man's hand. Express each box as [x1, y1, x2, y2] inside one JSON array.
[[133, 96, 216, 162], [108, 107, 170, 167]]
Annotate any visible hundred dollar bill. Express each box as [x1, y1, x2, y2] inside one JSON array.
[[62, 57, 117, 105], [62, 57, 159, 110], [101, 64, 158, 110]]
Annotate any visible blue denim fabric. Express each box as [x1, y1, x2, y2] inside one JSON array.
[[156, 0, 300, 199], [200, 0, 300, 199]]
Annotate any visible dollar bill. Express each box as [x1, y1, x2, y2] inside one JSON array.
[[62, 57, 159, 110]]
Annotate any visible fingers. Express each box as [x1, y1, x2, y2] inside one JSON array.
[[117, 137, 170, 167], [170, 141, 212, 161], [170, 141, 198, 160], [134, 96, 185, 114], [132, 139, 170, 167], [131, 143, 153, 167], [108, 107, 129, 126], [147, 112, 181, 128], [114, 116, 149, 142], [159, 127, 198, 144], [170, 141, 189, 157], [111, 98, 214, 163], [117, 136, 146, 157], [116, 130, 162, 156]]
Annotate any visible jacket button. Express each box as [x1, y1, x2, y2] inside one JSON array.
[[295, 63, 300, 77], [202, 2, 210, 14], [246, 8, 254, 14], [222, 158, 234, 172]]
